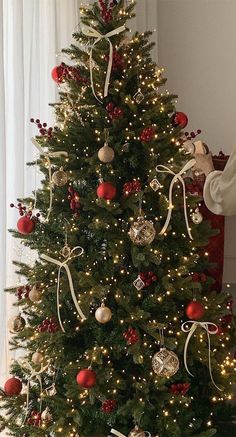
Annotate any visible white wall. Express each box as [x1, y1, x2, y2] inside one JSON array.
[[157, 0, 236, 284]]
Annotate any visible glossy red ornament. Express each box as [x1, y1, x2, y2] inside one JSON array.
[[76, 368, 97, 388], [140, 127, 155, 142], [51, 64, 65, 83], [17, 216, 35, 235], [185, 301, 205, 320], [4, 377, 22, 396], [97, 182, 117, 200], [172, 111, 188, 129]]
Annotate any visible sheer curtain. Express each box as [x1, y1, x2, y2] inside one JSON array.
[[0, 0, 81, 412]]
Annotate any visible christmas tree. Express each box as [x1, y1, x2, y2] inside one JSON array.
[[1, 1, 236, 436]]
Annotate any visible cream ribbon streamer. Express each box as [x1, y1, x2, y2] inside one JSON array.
[[156, 159, 196, 240], [111, 430, 151, 437], [21, 360, 48, 424], [31, 138, 68, 221], [181, 320, 222, 391], [82, 25, 126, 103], [41, 246, 86, 332]]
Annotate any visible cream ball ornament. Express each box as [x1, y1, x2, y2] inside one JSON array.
[[95, 303, 112, 324], [8, 315, 26, 333], [98, 143, 115, 163], [29, 285, 42, 303], [32, 351, 44, 365], [52, 166, 68, 187], [152, 347, 179, 378], [129, 216, 156, 246]]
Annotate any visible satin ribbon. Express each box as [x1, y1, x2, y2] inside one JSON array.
[[82, 25, 126, 103], [41, 246, 86, 332], [111, 430, 151, 437], [156, 159, 196, 240], [181, 320, 222, 391], [21, 360, 48, 423], [31, 138, 68, 221]]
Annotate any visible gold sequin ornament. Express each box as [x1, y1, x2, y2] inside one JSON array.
[[129, 216, 156, 246], [52, 166, 68, 186]]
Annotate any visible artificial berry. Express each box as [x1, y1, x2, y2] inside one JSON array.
[[36, 119, 40, 124], [112, 107, 123, 119], [106, 102, 114, 112], [10, 203, 14, 208], [123, 327, 139, 345], [101, 399, 117, 414]]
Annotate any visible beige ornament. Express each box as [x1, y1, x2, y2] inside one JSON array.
[[41, 406, 53, 424], [52, 166, 68, 187], [98, 143, 115, 163], [191, 208, 203, 224], [128, 426, 146, 437], [32, 351, 44, 365], [152, 347, 179, 378], [95, 303, 112, 324], [29, 285, 42, 303], [129, 217, 156, 246], [8, 315, 26, 333]]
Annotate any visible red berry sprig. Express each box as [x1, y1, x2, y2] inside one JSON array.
[[38, 318, 59, 333], [10, 202, 40, 220], [99, 0, 117, 23], [170, 383, 190, 396], [139, 271, 157, 288], [27, 410, 41, 427], [123, 327, 139, 345], [30, 118, 53, 139], [17, 285, 31, 300], [191, 273, 207, 283], [101, 399, 117, 414], [106, 103, 123, 120], [123, 180, 141, 195], [68, 187, 81, 217], [105, 50, 125, 72]]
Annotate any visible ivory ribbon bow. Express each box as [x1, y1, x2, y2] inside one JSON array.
[[31, 138, 68, 221], [156, 159, 196, 240], [111, 430, 151, 437], [41, 246, 86, 332], [82, 25, 126, 103], [21, 360, 48, 423], [181, 321, 222, 391]]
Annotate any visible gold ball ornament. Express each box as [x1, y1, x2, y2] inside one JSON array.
[[32, 351, 44, 365], [128, 427, 146, 437], [98, 143, 115, 163], [95, 303, 112, 324], [29, 285, 42, 303], [152, 347, 179, 377], [8, 315, 26, 333], [129, 217, 156, 246], [52, 167, 68, 187]]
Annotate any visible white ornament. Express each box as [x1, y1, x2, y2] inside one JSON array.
[[129, 217, 156, 246], [133, 276, 145, 291], [150, 178, 162, 192], [152, 347, 179, 377], [32, 351, 44, 365], [98, 143, 115, 163], [191, 208, 203, 224], [133, 88, 144, 104], [95, 303, 112, 324]]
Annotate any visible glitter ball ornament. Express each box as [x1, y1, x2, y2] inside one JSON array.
[[17, 215, 35, 235], [76, 368, 97, 388], [41, 407, 53, 424], [140, 126, 155, 142], [95, 303, 112, 324], [29, 285, 42, 303], [129, 217, 156, 246], [8, 315, 26, 333], [185, 300, 205, 320], [152, 348, 179, 377], [97, 181, 117, 200], [172, 111, 188, 128], [98, 143, 115, 163], [191, 208, 203, 224], [32, 351, 44, 365], [52, 167, 68, 187], [128, 426, 146, 437], [4, 377, 22, 396]]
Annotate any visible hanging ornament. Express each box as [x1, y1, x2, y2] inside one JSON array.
[[76, 368, 97, 388], [98, 129, 114, 163], [128, 427, 146, 437], [149, 178, 162, 192], [29, 285, 42, 303], [97, 181, 117, 200], [152, 347, 179, 377], [191, 208, 203, 224], [8, 315, 26, 333], [140, 127, 155, 143], [45, 383, 57, 396], [4, 377, 22, 396], [51, 64, 66, 83], [129, 216, 156, 246], [95, 303, 112, 324], [52, 167, 68, 187], [32, 351, 44, 365], [171, 111, 188, 128], [41, 407, 53, 425], [133, 88, 144, 105], [17, 215, 36, 235], [185, 300, 205, 320], [133, 276, 145, 291]]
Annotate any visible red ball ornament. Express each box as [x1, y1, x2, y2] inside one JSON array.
[[185, 301, 205, 320], [51, 64, 65, 83], [17, 216, 35, 235], [172, 112, 188, 129], [76, 368, 97, 388], [4, 377, 22, 396], [97, 182, 117, 200], [140, 127, 155, 142]]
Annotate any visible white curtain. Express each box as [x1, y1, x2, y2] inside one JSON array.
[[0, 1, 81, 425]]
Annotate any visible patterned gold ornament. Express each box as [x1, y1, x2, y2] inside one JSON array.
[[98, 143, 115, 163], [152, 347, 179, 377], [52, 167, 68, 187], [95, 303, 112, 324], [32, 351, 44, 365], [8, 315, 26, 333], [29, 285, 42, 302], [129, 217, 156, 246], [128, 426, 146, 437]]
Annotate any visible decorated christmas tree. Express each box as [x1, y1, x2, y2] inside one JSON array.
[[1, 1, 236, 436]]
